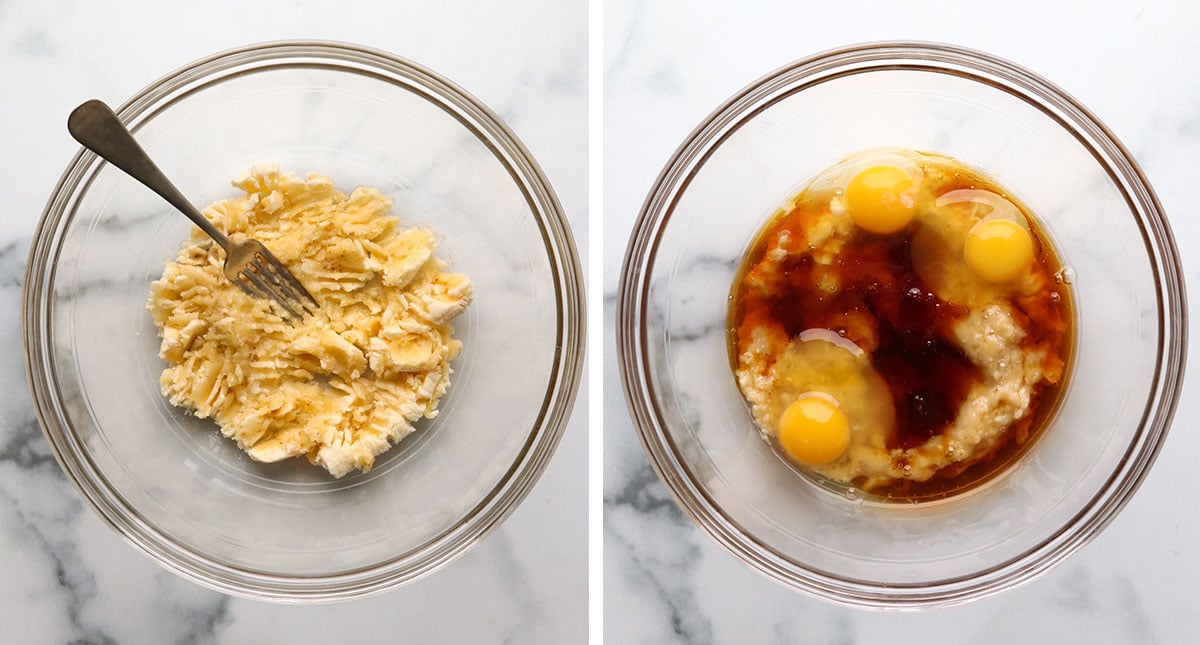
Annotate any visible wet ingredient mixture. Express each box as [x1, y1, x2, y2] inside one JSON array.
[[730, 149, 1071, 499]]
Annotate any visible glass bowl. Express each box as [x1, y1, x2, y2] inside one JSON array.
[[617, 42, 1186, 608], [24, 41, 584, 601]]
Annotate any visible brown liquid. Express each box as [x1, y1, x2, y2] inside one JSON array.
[[730, 154, 1073, 501]]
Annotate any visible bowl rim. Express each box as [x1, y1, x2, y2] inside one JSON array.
[[616, 40, 1188, 609], [23, 39, 585, 602]]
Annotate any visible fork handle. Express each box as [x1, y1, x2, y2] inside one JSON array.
[[67, 99, 232, 250]]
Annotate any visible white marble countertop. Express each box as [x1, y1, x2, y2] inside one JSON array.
[[604, 1, 1198, 643], [0, 1, 586, 643]]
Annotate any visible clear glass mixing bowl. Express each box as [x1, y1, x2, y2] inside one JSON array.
[[25, 41, 584, 601], [617, 42, 1186, 608]]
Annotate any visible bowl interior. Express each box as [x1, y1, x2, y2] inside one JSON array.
[[637, 65, 1163, 587], [46, 62, 563, 577]]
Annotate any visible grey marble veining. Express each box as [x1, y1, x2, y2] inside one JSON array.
[[605, 1, 1198, 643], [0, 1, 586, 643]]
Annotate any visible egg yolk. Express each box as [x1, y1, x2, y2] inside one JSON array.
[[964, 219, 1034, 283], [844, 165, 917, 234], [777, 394, 851, 465]]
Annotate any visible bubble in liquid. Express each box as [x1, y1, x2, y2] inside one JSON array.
[[1054, 267, 1075, 285]]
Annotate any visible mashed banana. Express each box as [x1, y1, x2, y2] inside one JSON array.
[[148, 165, 472, 477]]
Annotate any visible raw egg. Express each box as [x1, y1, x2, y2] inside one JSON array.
[[767, 329, 893, 468], [964, 218, 1034, 283], [778, 393, 851, 465], [936, 189, 1035, 283], [845, 165, 918, 234]]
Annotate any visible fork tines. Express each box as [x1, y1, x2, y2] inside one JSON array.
[[236, 250, 319, 321]]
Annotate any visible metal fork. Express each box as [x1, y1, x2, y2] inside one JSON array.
[[66, 99, 318, 320]]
